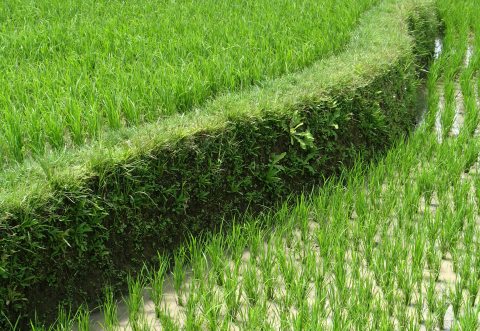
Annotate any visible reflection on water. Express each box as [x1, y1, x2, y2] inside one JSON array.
[[466, 44, 473, 67], [434, 38, 443, 59]]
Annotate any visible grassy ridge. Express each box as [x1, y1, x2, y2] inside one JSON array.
[[0, 0, 378, 163], [0, 0, 436, 328]]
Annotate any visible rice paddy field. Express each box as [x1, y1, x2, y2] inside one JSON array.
[[14, 0, 480, 329], [4, 0, 480, 329], [0, 0, 378, 163]]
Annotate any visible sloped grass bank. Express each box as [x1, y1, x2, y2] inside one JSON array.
[[0, 0, 436, 328]]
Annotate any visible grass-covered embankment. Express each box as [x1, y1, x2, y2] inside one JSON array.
[[0, 0, 379, 163], [0, 0, 436, 328]]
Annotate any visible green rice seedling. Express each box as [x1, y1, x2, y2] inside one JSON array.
[[332, 246, 350, 308], [243, 256, 261, 307], [382, 184, 398, 220], [425, 89, 441, 133], [293, 195, 311, 242], [186, 238, 209, 299], [435, 290, 449, 330], [355, 186, 369, 223], [276, 307, 290, 331], [291, 305, 311, 331], [258, 248, 277, 302], [462, 212, 476, 248], [473, 173, 480, 214], [449, 280, 464, 319], [242, 303, 271, 331], [158, 305, 180, 331], [463, 95, 480, 138], [464, 139, 480, 173], [0, 311, 23, 331], [330, 307, 350, 331], [397, 294, 411, 330], [278, 283, 296, 316], [350, 277, 374, 326], [315, 224, 335, 269], [425, 308, 437, 331], [147, 253, 169, 319], [246, 220, 264, 263], [378, 308, 396, 331], [76, 305, 92, 331], [299, 240, 317, 278], [227, 221, 247, 265], [440, 207, 461, 255], [28, 312, 56, 331], [276, 245, 297, 299], [282, 220, 297, 250], [123, 273, 145, 331], [397, 259, 415, 307], [292, 269, 312, 310], [223, 265, 242, 322], [453, 179, 472, 223], [478, 71, 480, 98], [404, 316, 421, 331], [308, 297, 328, 330], [466, 274, 480, 307], [362, 216, 378, 266], [459, 252, 472, 290], [98, 286, 120, 331], [414, 264, 426, 323], [349, 249, 362, 283], [184, 280, 203, 331], [457, 301, 480, 330], [418, 164, 436, 210], [313, 262, 328, 310], [425, 212, 440, 248], [206, 233, 228, 287], [171, 247, 186, 307], [200, 288, 223, 331], [425, 273, 438, 316], [426, 243, 442, 281], [186, 234, 207, 284], [370, 297, 383, 330], [411, 235, 425, 274], [55, 306, 75, 331]]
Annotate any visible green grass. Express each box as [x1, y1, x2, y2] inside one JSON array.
[[24, 0, 480, 328], [0, 0, 437, 327], [0, 0, 378, 163]]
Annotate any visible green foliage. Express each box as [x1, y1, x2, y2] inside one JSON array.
[[0, 0, 437, 328]]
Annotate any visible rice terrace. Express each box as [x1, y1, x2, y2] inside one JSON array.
[[1, 0, 480, 329]]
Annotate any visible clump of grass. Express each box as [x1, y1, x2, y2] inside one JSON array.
[[147, 253, 169, 319], [171, 247, 187, 307], [98, 286, 120, 331]]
